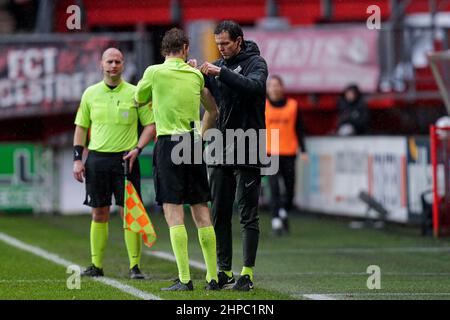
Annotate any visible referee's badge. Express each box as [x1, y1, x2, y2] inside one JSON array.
[[121, 111, 129, 118]]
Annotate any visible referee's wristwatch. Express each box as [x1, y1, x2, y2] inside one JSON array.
[[134, 146, 143, 155]]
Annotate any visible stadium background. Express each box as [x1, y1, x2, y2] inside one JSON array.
[[1, 0, 450, 301]]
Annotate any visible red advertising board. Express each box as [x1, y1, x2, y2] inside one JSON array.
[[0, 36, 136, 119], [245, 26, 380, 93]]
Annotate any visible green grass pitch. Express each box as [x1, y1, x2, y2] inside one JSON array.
[[1, 211, 450, 300]]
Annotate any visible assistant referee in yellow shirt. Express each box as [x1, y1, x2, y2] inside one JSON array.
[[73, 48, 155, 279]]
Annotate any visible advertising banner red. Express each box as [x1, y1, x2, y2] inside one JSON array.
[[245, 26, 380, 93], [0, 36, 136, 119]]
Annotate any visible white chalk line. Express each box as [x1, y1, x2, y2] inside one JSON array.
[[258, 272, 450, 276], [300, 292, 450, 300], [145, 250, 332, 300], [302, 294, 337, 300], [257, 247, 450, 254], [0, 232, 161, 300], [145, 250, 450, 300]]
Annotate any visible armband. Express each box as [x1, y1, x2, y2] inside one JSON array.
[[73, 145, 84, 161]]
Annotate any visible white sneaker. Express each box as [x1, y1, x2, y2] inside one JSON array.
[[272, 217, 283, 230], [278, 208, 288, 219], [272, 217, 283, 236]]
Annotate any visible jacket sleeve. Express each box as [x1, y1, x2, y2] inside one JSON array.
[[217, 57, 268, 95]]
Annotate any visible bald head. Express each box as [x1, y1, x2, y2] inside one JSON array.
[[102, 47, 123, 61], [101, 47, 124, 84]]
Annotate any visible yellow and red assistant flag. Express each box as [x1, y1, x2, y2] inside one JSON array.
[[123, 180, 157, 248]]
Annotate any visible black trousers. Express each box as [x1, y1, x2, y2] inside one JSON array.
[[268, 155, 296, 218], [209, 166, 261, 271]]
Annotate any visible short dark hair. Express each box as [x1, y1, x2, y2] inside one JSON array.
[[343, 83, 362, 98], [161, 28, 189, 56], [214, 20, 244, 42]]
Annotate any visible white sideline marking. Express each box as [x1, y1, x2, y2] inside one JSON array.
[[300, 292, 450, 299], [146, 250, 245, 274], [303, 294, 337, 300], [258, 247, 450, 254], [145, 250, 212, 272], [258, 272, 450, 276], [0, 279, 67, 283], [145, 250, 450, 300], [0, 232, 161, 300], [332, 292, 450, 297], [147, 252, 450, 277], [145, 250, 332, 301]]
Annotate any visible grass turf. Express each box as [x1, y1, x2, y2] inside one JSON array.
[[1, 212, 450, 300]]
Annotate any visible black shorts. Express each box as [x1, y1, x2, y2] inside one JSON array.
[[153, 134, 211, 205], [84, 150, 141, 208]]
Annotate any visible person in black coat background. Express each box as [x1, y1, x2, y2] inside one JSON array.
[[336, 84, 370, 136]]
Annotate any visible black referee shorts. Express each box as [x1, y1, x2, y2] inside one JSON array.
[[84, 150, 141, 208], [153, 134, 211, 206]]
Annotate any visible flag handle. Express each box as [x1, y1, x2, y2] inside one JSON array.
[[123, 154, 129, 178], [123, 157, 128, 230]]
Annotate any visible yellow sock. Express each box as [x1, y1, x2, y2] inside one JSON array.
[[90, 221, 108, 269], [198, 226, 218, 282], [170, 225, 190, 284], [124, 229, 142, 268]]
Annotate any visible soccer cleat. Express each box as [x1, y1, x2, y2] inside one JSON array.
[[232, 275, 254, 291], [217, 271, 235, 289], [81, 265, 104, 277], [161, 279, 194, 291], [205, 279, 220, 291], [129, 265, 145, 280]]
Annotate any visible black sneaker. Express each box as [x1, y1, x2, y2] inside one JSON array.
[[205, 279, 220, 291], [161, 279, 193, 291], [129, 265, 145, 280], [232, 275, 254, 291], [217, 271, 235, 289], [81, 265, 104, 277]]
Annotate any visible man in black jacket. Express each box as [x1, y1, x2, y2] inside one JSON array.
[[336, 84, 370, 135], [199, 20, 268, 291]]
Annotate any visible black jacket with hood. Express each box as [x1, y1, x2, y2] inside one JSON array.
[[205, 40, 268, 168]]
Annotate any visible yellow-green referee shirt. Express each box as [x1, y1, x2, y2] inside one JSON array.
[[135, 57, 204, 136], [75, 80, 154, 152]]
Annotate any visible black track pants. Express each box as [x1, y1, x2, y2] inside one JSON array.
[[209, 166, 261, 271]]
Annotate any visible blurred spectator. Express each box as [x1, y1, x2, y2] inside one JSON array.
[[0, 11, 14, 33], [265, 75, 308, 236], [0, 0, 14, 33], [7, 0, 38, 32], [336, 84, 370, 136]]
